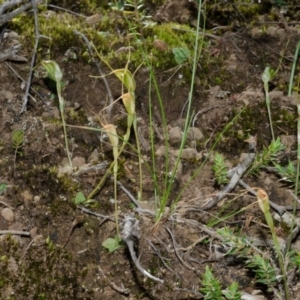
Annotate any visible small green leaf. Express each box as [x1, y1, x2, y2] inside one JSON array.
[[0, 183, 7, 195], [41, 60, 63, 83], [12, 129, 24, 151], [222, 282, 241, 300], [212, 152, 229, 185], [73, 191, 86, 205], [262, 66, 276, 83], [113, 69, 136, 92], [102, 236, 123, 253], [172, 47, 191, 65]]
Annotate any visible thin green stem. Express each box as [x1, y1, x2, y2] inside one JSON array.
[[57, 81, 73, 169], [264, 82, 275, 142], [174, 107, 245, 204], [133, 113, 142, 200], [113, 146, 119, 237], [147, 69, 160, 214], [265, 212, 289, 300], [156, 0, 204, 221], [288, 40, 300, 97]]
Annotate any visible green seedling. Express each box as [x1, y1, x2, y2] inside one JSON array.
[[248, 137, 285, 175], [257, 189, 289, 299], [212, 152, 229, 185], [200, 266, 222, 300], [0, 183, 7, 195], [12, 129, 24, 172], [262, 66, 276, 142], [102, 235, 123, 253], [172, 47, 191, 65], [246, 254, 277, 288], [72, 191, 98, 208], [222, 282, 242, 300], [41, 60, 73, 169], [274, 160, 297, 187]]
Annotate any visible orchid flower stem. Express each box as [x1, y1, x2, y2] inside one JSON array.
[[264, 82, 275, 142], [133, 113, 142, 200], [113, 145, 119, 237], [57, 82, 73, 169]]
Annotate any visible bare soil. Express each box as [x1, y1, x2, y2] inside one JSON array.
[[1, 1, 300, 299]]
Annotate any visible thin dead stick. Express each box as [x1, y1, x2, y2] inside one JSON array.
[[72, 161, 109, 176], [146, 238, 178, 276], [192, 106, 221, 127], [117, 180, 140, 208], [0, 0, 24, 16], [46, 4, 86, 18], [0, 230, 30, 236], [73, 29, 114, 118], [77, 206, 114, 221], [63, 215, 86, 248], [121, 215, 164, 283], [6, 62, 48, 107], [0, 200, 13, 209], [201, 141, 256, 210], [176, 235, 208, 252], [164, 225, 195, 271], [0, 0, 42, 25], [20, 0, 49, 113]]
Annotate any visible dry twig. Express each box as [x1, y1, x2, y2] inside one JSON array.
[[121, 214, 164, 283], [20, 0, 49, 113]]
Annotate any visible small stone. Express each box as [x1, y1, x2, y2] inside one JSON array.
[[32, 235, 45, 247], [187, 127, 203, 141], [33, 195, 41, 204], [155, 145, 167, 156], [21, 190, 33, 209], [153, 39, 168, 52], [171, 148, 199, 160], [8, 257, 18, 274], [57, 165, 73, 177], [30, 227, 38, 238], [85, 13, 102, 25], [168, 126, 182, 145], [72, 156, 86, 168], [1, 208, 14, 222], [21, 190, 33, 202], [88, 149, 99, 163]]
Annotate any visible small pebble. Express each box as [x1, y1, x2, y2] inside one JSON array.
[[168, 126, 182, 145], [1, 207, 14, 222], [33, 195, 40, 204]]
